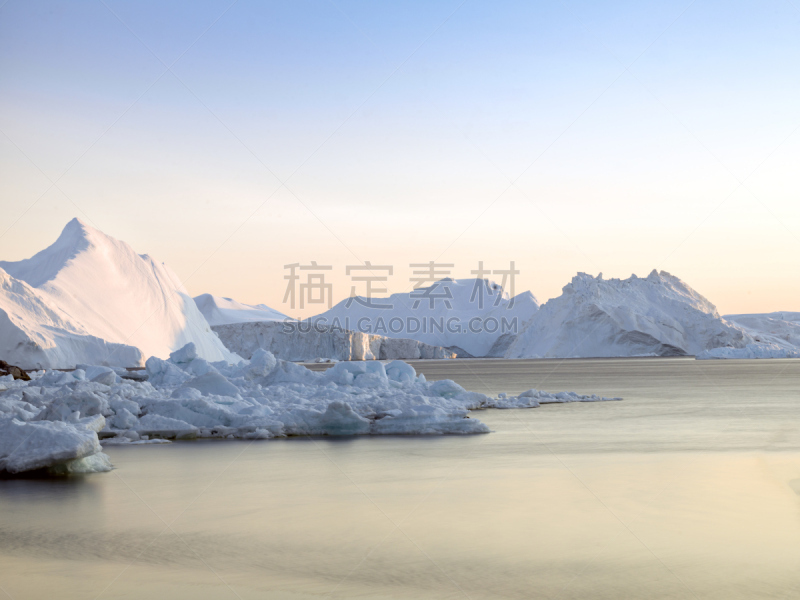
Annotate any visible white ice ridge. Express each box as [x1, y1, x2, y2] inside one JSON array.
[[696, 312, 800, 359], [194, 293, 289, 326], [0, 218, 239, 370], [212, 320, 456, 362], [312, 278, 540, 358], [0, 343, 620, 474], [504, 270, 753, 359]]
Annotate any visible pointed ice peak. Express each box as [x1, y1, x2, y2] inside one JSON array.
[[507, 290, 540, 309], [0, 219, 239, 367], [0, 218, 102, 288], [565, 272, 598, 293], [64, 216, 90, 229], [58, 217, 98, 242]]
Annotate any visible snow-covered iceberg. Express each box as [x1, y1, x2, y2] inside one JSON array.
[[0, 267, 145, 369], [697, 312, 800, 359], [504, 271, 752, 358], [0, 372, 112, 475], [312, 278, 539, 357], [0, 219, 238, 369], [0, 417, 112, 475], [212, 320, 455, 362], [194, 293, 289, 326], [0, 343, 620, 473]]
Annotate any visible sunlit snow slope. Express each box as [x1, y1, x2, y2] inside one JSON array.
[[194, 293, 289, 326], [505, 270, 753, 358], [724, 312, 800, 347], [697, 312, 800, 359], [0, 219, 238, 369], [312, 278, 539, 357]]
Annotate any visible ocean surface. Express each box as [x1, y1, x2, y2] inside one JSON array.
[[1, 357, 799, 599]]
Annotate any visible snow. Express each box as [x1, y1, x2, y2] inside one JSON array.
[[194, 293, 289, 326], [724, 312, 800, 345], [697, 343, 800, 359], [169, 342, 199, 365], [311, 278, 540, 357], [3, 219, 796, 369], [0, 343, 620, 474], [184, 371, 240, 397], [504, 271, 752, 358], [208, 277, 800, 361], [0, 417, 111, 475], [487, 389, 623, 409], [0, 219, 239, 369], [0, 267, 143, 370], [213, 320, 455, 362], [695, 312, 800, 359], [102, 435, 171, 445], [134, 414, 199, 437]]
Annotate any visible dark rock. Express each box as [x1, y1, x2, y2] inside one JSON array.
[[0, 360, 31, 381]]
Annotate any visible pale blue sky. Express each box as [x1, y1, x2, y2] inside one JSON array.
[[1, 0, 799, 316]]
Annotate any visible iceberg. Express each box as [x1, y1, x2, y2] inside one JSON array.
[[0, 219, 239, 369], [212, 320, 455, 362], [697, 312, 800, 359], [311, 278, 540, 357], [194, 293, 289, 326], [0, 416, 111, 475], [504, 271, 753, 358], [724, 312, 800, 347]]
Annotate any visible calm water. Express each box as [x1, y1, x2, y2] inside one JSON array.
[[1, 357, 799, 599]]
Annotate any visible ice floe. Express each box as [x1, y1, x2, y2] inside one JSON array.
[[0, 343, 620, 474], [0, 414, 111, 475], [487, 390, 623, 409]]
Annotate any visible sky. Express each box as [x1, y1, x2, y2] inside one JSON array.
[[1, 0, 799, 319]]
